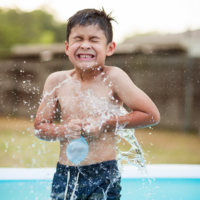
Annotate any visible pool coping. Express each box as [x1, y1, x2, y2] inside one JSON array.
[[0, 164, 200, 180]]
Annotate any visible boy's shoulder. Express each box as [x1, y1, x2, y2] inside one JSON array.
[[104, 66, 128, 80], [46, 70, 73, 84], [105, 66, 124, 74], [104, 66, 133, 91], [43, 70, 74, 92]]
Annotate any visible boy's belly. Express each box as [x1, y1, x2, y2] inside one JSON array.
[[58, 131, 117, 166]]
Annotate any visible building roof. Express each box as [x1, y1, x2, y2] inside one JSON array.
[[11, 29, 200, 57], [11, 43, 65, 57], [116, 29, 200, 55]]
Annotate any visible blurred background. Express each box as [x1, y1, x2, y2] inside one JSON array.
[[0, 0, 200, 168]]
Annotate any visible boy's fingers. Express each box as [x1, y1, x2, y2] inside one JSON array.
[[72, 136, 81, 139], [82, 122, 90, 127], [72, 125, 82, 131], [68, 124, 82, 131], [82, 125, 90, 130], [69, 135, 81, 139], [70, 119, 82, 125], [83, 125, 97, 134], [68, 130, 81, 139]]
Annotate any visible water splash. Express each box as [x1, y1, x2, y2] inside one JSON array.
[[35, 78, 148, 199], [38, 78, 146, 172]]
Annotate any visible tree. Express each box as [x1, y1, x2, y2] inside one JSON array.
[[0, 8, 66, 49]]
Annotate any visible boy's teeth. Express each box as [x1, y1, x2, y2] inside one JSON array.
[[79, 55, 92, 58]]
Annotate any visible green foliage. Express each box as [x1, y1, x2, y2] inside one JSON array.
[[0, 8, 66, 48]]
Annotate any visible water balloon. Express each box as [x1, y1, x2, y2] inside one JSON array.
[[66, 136, 89, 164]]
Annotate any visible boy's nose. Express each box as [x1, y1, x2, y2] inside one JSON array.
[[80, 41, 91, 50]]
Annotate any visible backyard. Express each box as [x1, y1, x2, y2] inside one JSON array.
[[0, 117, 200, 168]]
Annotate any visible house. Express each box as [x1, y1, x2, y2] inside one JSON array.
[[0, 29, 200, 132]]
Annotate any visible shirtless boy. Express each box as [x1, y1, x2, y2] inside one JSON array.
[[34, 8, 160, 200]]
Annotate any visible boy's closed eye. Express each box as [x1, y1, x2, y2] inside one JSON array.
[[90, 36, 100, 43], [73, 36, 83, 42], [74, 39, 82, 42], [91, 39, 99, 43]]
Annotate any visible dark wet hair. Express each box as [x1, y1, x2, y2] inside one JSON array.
[[66, 8, 116, 44]]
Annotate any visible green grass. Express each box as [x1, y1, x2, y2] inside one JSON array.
[[0, 117, 200, 168], [0, 117, 60, 167], [135, 128, 200, 164]]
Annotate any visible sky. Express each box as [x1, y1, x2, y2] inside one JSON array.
[[0, 0, 200, 43]]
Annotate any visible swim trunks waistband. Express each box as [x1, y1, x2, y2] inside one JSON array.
[[56, 160, 118, 178]]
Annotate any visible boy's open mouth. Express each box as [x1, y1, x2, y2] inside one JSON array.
[[77, 54, 95, 59]]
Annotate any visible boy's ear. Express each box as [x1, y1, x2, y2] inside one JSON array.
[[65, 41, 69, 55], [106, 42, 116, 56]]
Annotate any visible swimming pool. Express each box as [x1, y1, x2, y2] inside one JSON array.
[[1, 165, 200, 200]]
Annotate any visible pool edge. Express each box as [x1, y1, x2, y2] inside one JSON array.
[[0, 164, 200, 180]]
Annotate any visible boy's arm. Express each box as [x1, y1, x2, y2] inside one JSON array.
[[34, 73, 81, 141], [105, 67, 160, 129]]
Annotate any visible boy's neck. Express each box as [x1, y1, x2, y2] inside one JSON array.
[[74, 66, 104, 82]]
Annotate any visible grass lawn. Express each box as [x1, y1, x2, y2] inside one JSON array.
[[0, 117, 200, 168]]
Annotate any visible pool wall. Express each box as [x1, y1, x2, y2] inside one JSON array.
[[1, 165, 200, 200], [0, 164, 200, 180]]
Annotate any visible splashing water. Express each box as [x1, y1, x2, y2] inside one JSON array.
[[35, 78, 147, 199], [38, 79, 146, 171]]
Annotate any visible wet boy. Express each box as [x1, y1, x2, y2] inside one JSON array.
[[34, 8, 160, 200]]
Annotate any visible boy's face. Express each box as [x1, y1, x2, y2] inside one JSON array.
[[65, 24, 115, 70]]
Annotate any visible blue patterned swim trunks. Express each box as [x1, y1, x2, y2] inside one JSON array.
[[51, 160, 121, 200]]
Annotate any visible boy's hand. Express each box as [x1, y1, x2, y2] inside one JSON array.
[[82, 118, 105, 138], [64, 119, 82, 140]]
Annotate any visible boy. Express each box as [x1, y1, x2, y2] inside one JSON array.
[[34, 8, 160, 200]]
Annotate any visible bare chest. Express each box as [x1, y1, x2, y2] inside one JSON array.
[[57, 81, 119, 121]]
